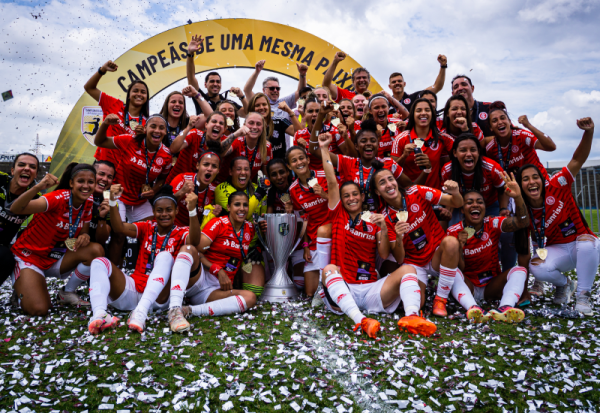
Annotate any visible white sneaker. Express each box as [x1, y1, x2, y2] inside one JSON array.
[[529, 279, 545, 296], [575, 291, 593, 316], [127, 309, 147, 333], [553, 279, 577, 305], [57, 287, 90, 306], [168, 307, 190, 333]]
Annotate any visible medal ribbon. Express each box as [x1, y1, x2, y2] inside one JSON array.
[[143, 139, 159, 187], [359, 159, 374, 199], [386, 195, 407, 223], [125, 112, 142, 129], [244, 138, 259, 172], [528, 205, 546, 249], [462, 220, 485, 239], [299, 170, 316, 194], [193, 177, 210, 216], [230, 221, 248, 262], [347, 211, 368, 232], [68, 193, 86, 239], [496, 134, 513, 171], [147, 225, 174, 272]]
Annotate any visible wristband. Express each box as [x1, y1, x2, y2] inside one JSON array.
[[441, 65, 448, 69], [209, 264, 222, 276], [195, 92, 202, 100], [109, 199, 117, 207], [98, 67, 107, 76], [188, 208, 198, 217], [423, 168, 432, 174], [302, 242, 309, 248], [238, 95, 245, 100]]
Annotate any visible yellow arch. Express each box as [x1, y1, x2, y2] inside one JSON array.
[[50, 18, 382, 177]]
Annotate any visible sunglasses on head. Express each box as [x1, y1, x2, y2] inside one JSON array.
[[266, 86, 281, 91]]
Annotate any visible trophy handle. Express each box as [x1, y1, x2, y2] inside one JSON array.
[[255, 220, 271, 257]]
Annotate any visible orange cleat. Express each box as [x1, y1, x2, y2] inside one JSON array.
[[88, 313, 120, 335], [432, 296, 448, 317], [353, 317, 380, 339], [398, 314, 437, 337]]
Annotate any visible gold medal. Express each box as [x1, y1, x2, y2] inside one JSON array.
[[65, 238, 77, 251], [226, 118, 234, 127], [141, 184, 152, 193], [396, 211, 408, 223], [536, 248, 548, 261], [297, 99, 305, 107], [331, 118, 341, 127], [280, 193, 291, 203], [333, 103, 340, 111], [361, 211, 372, 223], [388, 123, 397, 133], [414, 139, 425, 149], [242, 261, 253, 273], [465, 227, 476, 239], [103, 190, 110, 200], [129, 120, 139, 130], [307, 178, 318, 188]]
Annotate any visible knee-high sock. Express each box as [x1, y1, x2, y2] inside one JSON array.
[[400, 274, 422, 316], [316, 238, 332, 271], [325, 271, 365, 324], [500, 266, 527, 307], [168, 252, 194, 309], [242, 283, 264, 298], [576, 238, 600, 293], [190, 295, 247, 316], [136, 251, 173, 316], [89, 258, 112, 319], [436, 265, 457, 299], [64, 263, 91, 292], [530, 258, 568, 287], [451, 270, 477, 310]]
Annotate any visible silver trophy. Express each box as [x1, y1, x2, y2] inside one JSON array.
[[257, 213, 300, 302]]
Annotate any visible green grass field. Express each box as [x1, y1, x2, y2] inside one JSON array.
[[0, 277, 599, 413], [580, 209, 600, 233]]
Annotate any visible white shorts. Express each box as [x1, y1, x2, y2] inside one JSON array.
[[291, 249, 305, 267], [12, 256, 68, 283], [108, 274, 169, 312], [412, 261, 439, 285], [119, 201, 153, 223], [322, 276, 401, 315], [185, 265, 221, 305], [303, 249, 319, 273]]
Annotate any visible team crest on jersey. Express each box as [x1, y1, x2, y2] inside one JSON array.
[[21, 249, 31, 257], [425, 191, 433, 201], [244, 232, 251, 241], [156, 157, 164, 166], [558, 176, 567, 186], [411, 204, 420, 213], [366, 224, 374, 232], [546, 196, 556, 206], [493, 218, 499, 228], [512, 145, 519, 153], [479, 112, 488, 120], [525, 137, 531, 146], [403, 98, 411, 104], [481, 232, 489, 242], [279, 223, 290, 236], [168, 238, 175, 246]]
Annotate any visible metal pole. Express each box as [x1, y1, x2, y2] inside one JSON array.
[[580, 172, 585, 212], [594, 169, 599, 234], [586, 168, 593, 232]]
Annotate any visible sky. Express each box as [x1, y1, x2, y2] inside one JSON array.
[[1, 0, 599, 165]]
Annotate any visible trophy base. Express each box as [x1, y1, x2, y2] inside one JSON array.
[[259, 284, 299, 303]]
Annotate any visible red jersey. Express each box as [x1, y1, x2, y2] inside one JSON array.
[[229, 137, 272, 181], [289, 170, 329, 250], [170, 173, 216, 227], [529, 167, 595, 247], [202, 216, 255, 281], [335, 86, 356, 103], [355, 121, 399, 158], [380, 185, 444, 267], [441, 157, 505, 205], [330, 201, 380, 284], [293, 127, 343, 170], [392, 129, 454, 190], [12, 190, 93, 270], [166, 129, 206, 184], [113, 134, 172, 206], [439, 123, 484, 143], [132, 221, 189, 292], [94, 92, 147, 167], [485, 129, 549, 179], [447, 217, 506, 287]]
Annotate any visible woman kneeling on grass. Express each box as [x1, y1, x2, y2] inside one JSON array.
[[87, 185, 200, 334], [180, 191, 257, 321], [317, 132, 437, 339], [447, 173, 530, 323]]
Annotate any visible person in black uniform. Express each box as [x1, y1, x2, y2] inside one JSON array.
[[451, 74, 492, 137], [0, 153, 41, 286]]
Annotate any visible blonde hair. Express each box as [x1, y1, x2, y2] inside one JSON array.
[[248, 93, 274, 141], [244, 112, 268, 164]]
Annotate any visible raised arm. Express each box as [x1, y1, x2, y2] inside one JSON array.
[[336, 119, 359, 158], [567, 117, 595, 177], [279, 102, 302, 134], [184, 192, 201, 246], [322, 52, 346, 101], [169, 115, 198, 154], [425, 55, 447, 94], [94, 114, 120, 149], [308, 102, 339, 166], [319, 134, 339, 209], [500, 172, 530, 232], [84, 60, 118, 102], [186, 35, 203, 91], [295, 63, 308, 101], [518, 115, 557, 152], [10, 173, 58, 215], [439, 180, 464, 209], [229, 87, 248, 117], [243, 60, 265, 102], [381, 91, 409, 119], [109, 184, 138, 238]]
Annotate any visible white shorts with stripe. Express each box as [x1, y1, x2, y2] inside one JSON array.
[[12, 256, 68, 283], [322, 275, 401, 315]]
